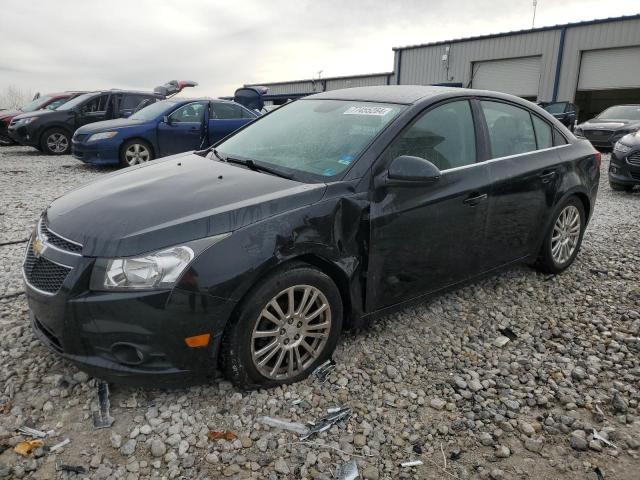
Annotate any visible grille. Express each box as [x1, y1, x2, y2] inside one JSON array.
[[628, 152, 640, 167], [39, 220, 82, 254], [583, 130, 612, 141], [73, 133, 89, 143], [23, 240, 71, 294], [630, 171, 640, 181], [32, 316, 63, 353]]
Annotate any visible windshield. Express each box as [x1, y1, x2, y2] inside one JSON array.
[[543, 103, 566, 114], [20, 96, 53, 112], [597, 105, 640, 121], [216, 99, 404, 180], [57, 92, 96, 111], [130, 100, 176, 121]]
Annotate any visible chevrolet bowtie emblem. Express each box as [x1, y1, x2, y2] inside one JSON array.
[[32, 238, 44, 257]]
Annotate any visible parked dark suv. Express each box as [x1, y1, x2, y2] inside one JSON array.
[[0, 92, 85, 146], [8, 81, 197, 155]]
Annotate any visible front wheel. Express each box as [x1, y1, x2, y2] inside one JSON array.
[[120, 140, 154, 167], [221, 263, 343, 389], [535, 197, 586, 274], [40, 128, 70, 155]]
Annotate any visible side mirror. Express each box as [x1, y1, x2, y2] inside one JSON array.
[[380, 155, 441, 186], [163, 115, 171, 125]]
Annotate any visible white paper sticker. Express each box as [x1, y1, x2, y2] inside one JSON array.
[[344, 106, 393, 116]]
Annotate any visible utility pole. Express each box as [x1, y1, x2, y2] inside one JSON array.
[[532, 0, 538, 29]]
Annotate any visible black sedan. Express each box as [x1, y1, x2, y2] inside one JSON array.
[[574, 104, 640, 150], [23, 86, 600, 388], [610, 131, 640, 191]]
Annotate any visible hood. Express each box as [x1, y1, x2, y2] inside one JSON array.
[[0, 109, 21, 122], [77, 118, 144, 134], [45, 154, 326, 257], [11, 109, 62, 122], [617, 131, 640, 147], [579, 119, 639, 130]]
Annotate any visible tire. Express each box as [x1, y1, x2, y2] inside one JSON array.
[[221, 262, 343, 389], [120, 139, 154, 167], [40, 128, 71, 155], [535, 197, 586, 274], [609, 181, 633, 192]]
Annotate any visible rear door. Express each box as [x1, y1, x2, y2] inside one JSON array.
[[157, 101, 207, 156], [208, 102, 256, 144], [368, 99, 492, 310], [479, 99, 562, 267]]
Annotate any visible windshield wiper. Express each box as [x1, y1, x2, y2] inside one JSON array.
[[225, 156, 293, 180]]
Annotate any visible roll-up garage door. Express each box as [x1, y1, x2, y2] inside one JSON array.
[[472, 56, 541, 98], [578, 46, 640, 90]]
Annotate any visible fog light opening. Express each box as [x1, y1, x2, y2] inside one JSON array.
[[111, 343, 145, 366]]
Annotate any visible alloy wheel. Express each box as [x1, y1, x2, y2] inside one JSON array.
[[46, 133, 68, 153], [251, 285, 332, 380], [551, 205, 581, 265], [124, 144, 150, 165]]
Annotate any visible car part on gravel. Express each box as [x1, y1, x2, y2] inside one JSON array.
[[92, 382, 115, 429], [400, 460, 424, 467], [49, 438, 71, 452], [311, 358, 336, 383], [17, 426, 52, 438], [335, 459, 359, 480], [56, 464, 87, 474], [300, 406, 352, 440], [259, 416, 309, 436]]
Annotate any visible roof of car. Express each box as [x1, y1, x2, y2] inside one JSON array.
[[306, 85, 503, 105]]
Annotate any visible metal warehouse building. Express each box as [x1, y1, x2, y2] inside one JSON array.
[[244, 14, 640, 120]]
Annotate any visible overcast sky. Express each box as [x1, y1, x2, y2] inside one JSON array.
[[1, 1, 638, 99]]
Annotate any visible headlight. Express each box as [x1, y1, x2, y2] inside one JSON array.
[[88, 131, 118, 142], [90, 233, 230, 291], [614, 143, 632, 154], [17, 117, 37, 126]]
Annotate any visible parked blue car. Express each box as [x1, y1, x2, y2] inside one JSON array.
[[72, 98, 258, 167]]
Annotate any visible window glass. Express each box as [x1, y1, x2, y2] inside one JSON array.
[[45, 98, 68, 110], [169, 102, 206, 123], [385, 100, 476, 170], [82, 94, 109, 113], [543, 102, 566, 114], [217, 100, 404, 180], [120, 94, 148, 111], [241, 107, 257, 119], [553, 129, 568, 146], [532, 115, 552, 149], [481, 101, 536, 158], [211, 102, 244, 119]]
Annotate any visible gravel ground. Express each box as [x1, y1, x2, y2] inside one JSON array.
[[0, 145, 639, 480]]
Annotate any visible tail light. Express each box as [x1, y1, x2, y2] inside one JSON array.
[[594, 151, 601, 169]]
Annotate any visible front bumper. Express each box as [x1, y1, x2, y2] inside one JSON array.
[[7, 124, 39, 147], [72, 138, 121, 166], [24, 235, 236, 387], [609, 150, 640, 186]]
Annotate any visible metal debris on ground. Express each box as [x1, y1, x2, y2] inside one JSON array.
[[593, 429, 617, 449], [300, 407, 352, 440], [593, 467, 605, 480], [92, 382, 115, 429], [207, 431, 238, 442], [259, 417, 310, 436], [335, 459, 359, 480], [400, 460, 423, 467], [56, 463, 87, 474], [14, 439, 44, 456], [291, 398, 303, 405], [17, 426, 52, 438], [498, 327, 518, 341], [311, 358, 336, 383], [49, 438, 71, 452]]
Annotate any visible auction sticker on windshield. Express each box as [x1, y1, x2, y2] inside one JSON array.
[[344, 106, 393, 116]]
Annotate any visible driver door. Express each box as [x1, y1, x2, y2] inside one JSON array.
[[367, 99, 492, 310], [77, 94, 111, 127], [157, 101, 207, 156]]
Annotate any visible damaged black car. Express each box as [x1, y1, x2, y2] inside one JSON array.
[[24, 86, 600, 388]]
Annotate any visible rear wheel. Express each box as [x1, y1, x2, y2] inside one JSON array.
[[221, 263, 343, 389], [40, 128, 70, 155], [120, 139, 154, 167], [535, 197, 586, 274], [609, 180, 633, 192]]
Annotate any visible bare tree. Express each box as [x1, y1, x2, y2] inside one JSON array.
[[0, 85, 36, 110]]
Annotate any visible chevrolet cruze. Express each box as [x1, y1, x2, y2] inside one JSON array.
[[24, 86, 600, 388]]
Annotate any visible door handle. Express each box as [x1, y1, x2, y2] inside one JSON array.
[[538, 170, 557, 183], [463, 193, 488, 206]]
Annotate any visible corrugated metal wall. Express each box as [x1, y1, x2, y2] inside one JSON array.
[[557, 17, 640, 100], [246, 80, 320, 95], [396, 29, 561, 101], [325, 74, 389, 90]]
